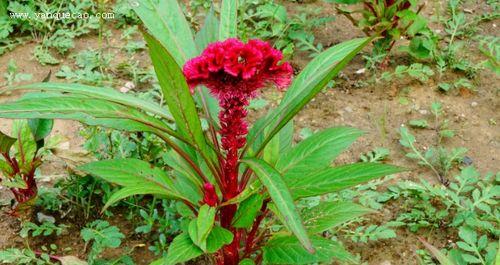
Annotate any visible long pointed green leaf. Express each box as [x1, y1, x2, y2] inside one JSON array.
[[3, 83, 173, 121], [144, 32, 214, 161], [78, 158, 175, 188], [219, 0, 238, 40], [287, 163, 404, 199], [275, 127, 363, 178], [78, 159, 187, 210], [241, 158, 314, 253], [246, 37, 372, 156], [0, 97, 175, 135], [132, 0, 197, 65], [193, 7, 222, 126], [195, 6, 219, 51], [103, 185, 179, 212], [302, 201, 374, 233]]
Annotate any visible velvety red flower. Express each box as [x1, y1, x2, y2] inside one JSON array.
[[183, 38, 293, 98]]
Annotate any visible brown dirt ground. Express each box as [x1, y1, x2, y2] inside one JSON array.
[[0, 0, 499, 264]]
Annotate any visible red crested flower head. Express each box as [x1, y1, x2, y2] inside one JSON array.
[[183, 38, 293, 99]]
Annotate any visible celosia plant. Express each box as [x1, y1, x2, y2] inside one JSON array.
[[331, 0, 429, 65], [0, 119, 53, 214], [183, 38, 294, 263], [0, 1, 402, 264]]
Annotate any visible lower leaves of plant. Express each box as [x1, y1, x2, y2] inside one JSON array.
[[0, 119, 53, 214], [0, 2, 404, 263]]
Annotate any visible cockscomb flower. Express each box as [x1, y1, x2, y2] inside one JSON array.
[[183, 38, 293, 99], [183, 38, 293, 201]]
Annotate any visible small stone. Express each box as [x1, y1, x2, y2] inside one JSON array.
[[419, 109, 428, 115], [344, 106, 353, 113], [37, 212, 56, 223], [119, 81, 135, 93], [471, 101, 478, 107], [355, 68, 366, 74], [462, 156, 473, 166]]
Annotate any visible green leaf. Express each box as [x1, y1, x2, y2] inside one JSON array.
[[81, 220, 125, 249], [28, 119, 53, 141], [409, 119, 430, 129], [144, 32, 214, 163], [246, 37, 371, 156], [287, 163, 404, 199], [195, 6, 219, 51], [0, 248, 40, 264], [219, 0, 238, 40], [78, 159, 186, 209], [12, 120, 36, 170], [5, 82, 173, 121], [239, 259, 255, 265], [165, 233, 203, 265], [275, 127, 363, 178], [1, 175, 27, 189], [79, 159, 174, 188], [0, 130, 16, 153], [262, 121, 294, 166], [103, 185, 179, 212], [263, 235, 356, 264], [132, 0, 197, 66], [302, 201, 374, 233], [206, 226, 234, 253], [0, 160, 11, 174], [241, 158, 314, 253], [232, 193, 265, 228], [458, 226, 477, 246], [188, 205, 216, 252], [0, 97, 175, 135]]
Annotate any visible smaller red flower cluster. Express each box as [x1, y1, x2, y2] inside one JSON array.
[[202, 182, 218, 207], [183, 38, 293, 98]]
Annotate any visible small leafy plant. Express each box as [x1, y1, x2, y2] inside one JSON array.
[[399, 102, 466, 184], [0, 119, 53, 212], [329, 0, 429, 65], [387, 166, 499, 265], [0, 1, 402, 264], [81, 220, 125, 264], [20, 221, 67, 238]]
